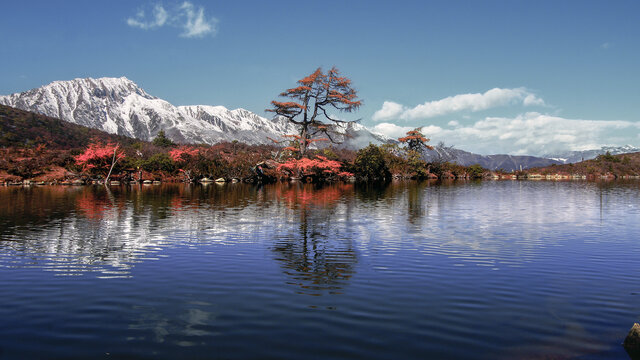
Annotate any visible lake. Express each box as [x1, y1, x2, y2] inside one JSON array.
[[1, 180, 640, 359]]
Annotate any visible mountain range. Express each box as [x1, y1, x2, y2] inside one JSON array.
[[0, 76, 390, 148], [543, 145, 640, 164], [423, 146, 565, 171], [1, 77, 638, 172]]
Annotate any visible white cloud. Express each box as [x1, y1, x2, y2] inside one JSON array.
[[180, 2, 216, 38], [372, 123, 443, 140], [447, 120, 459, 127], [372, 101, 405, 122], [601, 42, 611, 49], [523, 94, 544, 106], [127, 2, 217, 38], [374, 113, 640, 156], [372, 88, 545, 122], [127, 5, 168, 29], [372, 123, 414, 139]]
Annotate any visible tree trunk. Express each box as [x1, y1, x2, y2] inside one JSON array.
[[104, 147, 118, 185], [300, 125, 308, 157]]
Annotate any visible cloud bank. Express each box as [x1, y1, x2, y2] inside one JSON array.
[[372, 88, 545, 122], [127, 2, 217, 38], [373, 112, 640, 156]]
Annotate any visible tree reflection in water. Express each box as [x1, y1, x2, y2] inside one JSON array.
[[272, 183, 358, 296]]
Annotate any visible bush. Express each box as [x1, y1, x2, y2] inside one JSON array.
[[141, 153, 175, 173], [277, 155, 351, 181], [7, 158, 44, 179], [467, 164, 485, 178], [353, 144, 391, 181], [406, 150, 429, 178]]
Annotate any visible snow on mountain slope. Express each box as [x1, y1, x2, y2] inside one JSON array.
[[0, 77, 392, 148], [0, 77, 191, 141]]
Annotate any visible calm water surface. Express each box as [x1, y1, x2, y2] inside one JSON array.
[[1, 181, 640, 359]]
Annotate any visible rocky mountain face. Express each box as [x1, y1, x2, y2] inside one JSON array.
[[0, 77, 391, 148]]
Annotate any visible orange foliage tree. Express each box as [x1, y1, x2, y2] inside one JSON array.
[[266, 67, 362, 156], [398, 127, 434, 153], [75, 139, 126, 183]]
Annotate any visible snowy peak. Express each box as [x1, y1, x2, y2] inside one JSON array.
[[0, 76, 173, 138], [19, 76, 154, 103]]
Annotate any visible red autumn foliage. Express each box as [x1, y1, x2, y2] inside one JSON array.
[[74, 139, 125, 173], [276, 155, 353, 179], [169, 146, 199, 163]]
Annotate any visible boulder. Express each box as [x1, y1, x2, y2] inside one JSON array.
[[624, 323, 640, 358]]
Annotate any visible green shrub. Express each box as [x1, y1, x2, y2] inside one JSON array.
[[467, 164, 485, 178], [353, 144, 391, 180], [141, 153, 175, 173]]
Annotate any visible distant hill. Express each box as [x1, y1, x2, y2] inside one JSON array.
[[529, 151, 640, 177], [422, 144, 640, 172], [543, 145, 640, 163], [422, 145, 563, 172], [0, 104, 137, 149]]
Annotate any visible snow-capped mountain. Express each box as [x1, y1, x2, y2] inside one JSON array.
[[544, 145, 640, 164], [0, 77, 392, 147]]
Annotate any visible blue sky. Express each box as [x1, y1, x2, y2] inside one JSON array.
[[1, 0, 639, 155]]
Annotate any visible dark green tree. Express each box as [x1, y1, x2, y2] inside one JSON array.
[[152, 130, 175, 148], [353, 144, 391, 181]]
